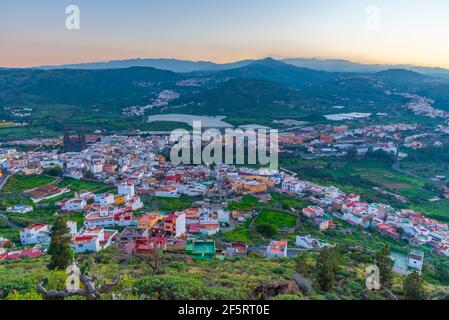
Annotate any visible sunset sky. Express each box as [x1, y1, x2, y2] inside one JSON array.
[[1, 0, 448, 68]]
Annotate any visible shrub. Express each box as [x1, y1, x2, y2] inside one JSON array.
[[256, 223, 278, 238]]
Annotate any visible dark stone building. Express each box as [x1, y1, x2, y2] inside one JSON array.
[[63, 133, 87, 152]]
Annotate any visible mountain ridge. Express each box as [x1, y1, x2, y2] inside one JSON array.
[[3, 57, 448, 79]]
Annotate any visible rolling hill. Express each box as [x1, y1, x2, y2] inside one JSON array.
[[0, 57, 447, 139], [213, 57, 335, 89], [0, 67, 182, 107]]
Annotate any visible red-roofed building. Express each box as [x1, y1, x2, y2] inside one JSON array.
[[164, 212, 186, 237], [61, 198, 87, 212], [0, 245, 46, 261], [84, 208, 133, 228], [225, 242, 248, 258], [376, 223, 400, 240], [265, 240, 288, 258], [302, 206, 324, 219], [116, 227, 161, 254], [71, 227, 117, 253], [20, 221, 77, 245]]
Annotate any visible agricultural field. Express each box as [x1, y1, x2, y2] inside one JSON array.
[[55, 177, 111, 192], [255, 209, 297, 229], [0, 102, 192, 142], [224, 196, 301, 243], [330, 160, 430, 200], [2, 175, 56, 193], [281, 157, 449, 222], [143, 195, 193, 213], [401, 159, 449, 181], [228, 195, 264, 211], [222, 219, 254, 243], [268, 192, 310, 210]]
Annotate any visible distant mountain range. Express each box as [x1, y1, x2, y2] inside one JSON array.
[[34, 58, 254, 73], [0, 58, 440, 110], [0, 58, 393, 109], [2, 56, 449, 135], [8, 56, 447, 79], [283, 58, 449, 79]]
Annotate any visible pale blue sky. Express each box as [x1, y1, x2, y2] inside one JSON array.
[[1, 0, 448, 68]]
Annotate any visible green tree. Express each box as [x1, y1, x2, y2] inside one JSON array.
[[44, 166, 62, 177], [0, 201, 7, 212], [375, 244, 393, 288], [256, 222, 278, 238], [435, 260, 449, 284], [346, 147, 358, 159], [80, 256, 96, 277], [48, 219, 73, 270], [403, 271, 426, 300], [84, 170, 95, 179], [315, 248, 339, 292], [295, 253, 308, 275]]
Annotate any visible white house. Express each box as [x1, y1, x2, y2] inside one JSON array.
[[20, 224, 50, 245], [84, 209, 133, 228], [76, 191, 94, 200], [174, 212, 186, 237], [165, 212, 186, 238], [264, 240, 288, 258], [155, 186, 179, 198], [295, 235, 331, 249], [72, 234, 100, 253], [302, 206, 324, 219], [62, 199, 87, 212], [20, 221, 77, 245], [408, 250, 424, 273], [217, 209, 230, 224], [177, 183, 208, 196], [94, 193, 115, 206], [71, 227, 117, 253], [126, 196, 143, 211], [40, 160, 64, 169], [65, 221, 78, 235], [64, 169, 83, 180], [6, 205, 33, 214], [341, 211, 364, 226], [66, 159, 85, 170], [324, 186, 345, 200], [89, 162, 103, 174], [118, 182, 135, 200], [281, 179, 307, 194]]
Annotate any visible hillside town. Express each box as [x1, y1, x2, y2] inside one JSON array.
[[0, 130, 447, 277]]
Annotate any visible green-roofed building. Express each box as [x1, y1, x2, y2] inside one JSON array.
[[186, 239, 216, 261]]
